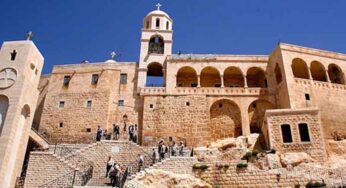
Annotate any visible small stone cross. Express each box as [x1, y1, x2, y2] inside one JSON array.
[[26, 31, 33, 40], [110, 51, 117, 60], [156, 3, 162, 10]]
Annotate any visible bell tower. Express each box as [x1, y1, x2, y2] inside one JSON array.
[[0, 37, 44, 188], [137, 3, 173, 90]]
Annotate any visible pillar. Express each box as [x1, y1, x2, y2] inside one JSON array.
[[241, 107, 250, 136], [307, 67, 312, 80], [162, 68, 166, 87], [197, 75, 201, 87], [244, 76, 248, 87], [325, 69, 331, 83], [220, 75, 224, 88]]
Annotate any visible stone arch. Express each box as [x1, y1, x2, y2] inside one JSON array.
[[310, 61, 327, 82], [328, 64, 345, 84], [274, 63, 283, 84], [200, 66, 221, 87], [248, 99, 274, 134], [246, 67, 267, 87], [148, 35, 164, 54], [0, 95, 9, 135], [176, 66, 198, 87], [209, 99, 242, 140], [146, 62, 164, 87], [223, 67, 244, 87], [292, 58, 309, 79]]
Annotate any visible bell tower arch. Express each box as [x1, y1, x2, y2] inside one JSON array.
[[137, 4, 173, 90]]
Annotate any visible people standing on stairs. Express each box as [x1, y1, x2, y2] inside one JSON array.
[[158, 139, 163, 161], [137, 154, 144, 172], [109, 162, 121, 187], [179, 141, 185, 156], [113, 124, 120, 140], [151, 147, 157, 165], [160, 143, 168, 160], [96, 126, 103, 141], [133, 125, 138, 143], [129, 125, 134, 141], [103, 129, 111, 140], [171, 141, 177, 156], [106, 156, 114, 177]]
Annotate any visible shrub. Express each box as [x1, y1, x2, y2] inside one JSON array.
[[236, 163, 248, 169], [193, 164, 209, 171], [305, 181, 326, 188]]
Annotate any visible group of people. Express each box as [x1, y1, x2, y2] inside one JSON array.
[[152, 139, 185, 164], [95, 124, 138, 143], [105, 156, 129, 188]]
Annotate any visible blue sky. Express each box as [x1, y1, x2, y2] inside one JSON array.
[[1, 0, 346, 74]]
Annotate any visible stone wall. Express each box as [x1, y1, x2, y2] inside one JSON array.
[[150, 157, 194, 175], [263, 108, 327, 161], [194, 162, 308, 187], [38, 62, 140, 144]]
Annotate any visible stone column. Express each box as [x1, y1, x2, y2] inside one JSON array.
[[197, 75, 201, 87], [307, 67, 312, 80], [244, 76, 248, 87], [241, 107, 250, 136], [220, 74, 224, 88], [325, 69, 331, 83]]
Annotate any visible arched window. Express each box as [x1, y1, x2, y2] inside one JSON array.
[[298, 123, 310, 142], [0, 95, 9, 136], [200, 67, 221, 87], [281, 124, 293, 143], [166, 21, 169, 30], [292, 58, 309, 79], [328, 64, 345, 84], [246, 67, 267, 87], [156, 18, 160, 28], [223, 67, 244, 87], [310, 61, 327, 82], [146, 62, 164, 87], [275, 64, 283, 84], [176, 66, 198, 87], [148, 36, 164, 54]]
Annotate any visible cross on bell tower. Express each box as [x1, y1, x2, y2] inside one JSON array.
[[156, 3, 162, 10]]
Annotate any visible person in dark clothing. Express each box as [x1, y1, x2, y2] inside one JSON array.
[[128, 125, 134, 141], [106, 156, 114, 177], [113, 124, 120, 140], [96, 126, 103, 141]]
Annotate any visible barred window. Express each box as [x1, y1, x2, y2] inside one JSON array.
[[120, 74, 127, 84], [63, 75, 71, 87], [59, 101, 65, 108], [91, 74, 99, 85], [118, 100, 124, 106]]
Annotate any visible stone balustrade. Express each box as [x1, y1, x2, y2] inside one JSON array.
[[295, 78, 346, 90], [140, 87, 269, 96]]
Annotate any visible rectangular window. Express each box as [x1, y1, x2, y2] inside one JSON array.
[[149, 104, 153, 108], [305, 93, 310, 101], [120, 74, 127, 84], [59, 101, 65, 108], [86, 128, 91, 132], [281, 124, 293, 143], [63, 75, 71, 87], [59, 122, 63, 128], [186, 102, 190, 106], [91, 74, 99, 85], [86, 100, 92, 108], [298, 123, 311, 142], [118, 100, 124, 106]]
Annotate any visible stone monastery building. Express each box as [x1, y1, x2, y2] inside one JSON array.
[[0, 4, 346, 188]]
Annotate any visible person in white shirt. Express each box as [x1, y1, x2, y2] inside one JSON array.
[[106, 156, 114, 177]]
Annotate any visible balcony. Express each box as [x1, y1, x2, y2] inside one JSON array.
[[140, 86, 269, 96], [295, 78, 346, 90]]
